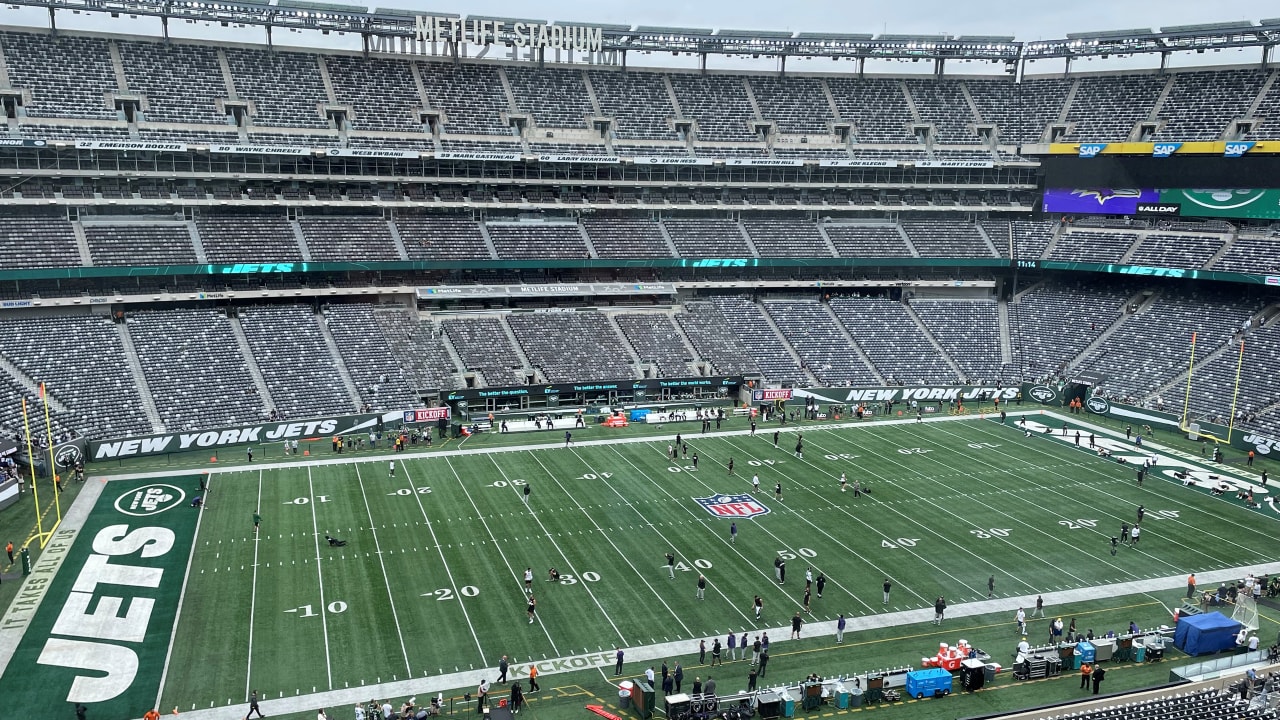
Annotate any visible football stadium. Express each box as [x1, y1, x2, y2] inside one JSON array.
[[0, 3, 1279, 720]]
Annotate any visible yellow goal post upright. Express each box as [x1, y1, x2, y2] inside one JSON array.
[[1179, 332, 1247, 445]]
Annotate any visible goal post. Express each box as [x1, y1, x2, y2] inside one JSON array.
[[1179, 334, 1246, 445]]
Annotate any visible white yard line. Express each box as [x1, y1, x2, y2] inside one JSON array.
[[613, 442, 863, 617], [155, 471, 214, 711], [306, 466, 334, 690], [244, 470, 263, 700], [960, 418, 1280, 560], [571, 445, 759, 625], [439, 456, 566, 654], [718, 433, 970, 602], [167, 559, 1280, 720], [813, 429, 1119, 586], [909, 421, 1193, 573], [395, 459, 487, 663], [353, 463, 413, 678], [522, 450, 696, 637]]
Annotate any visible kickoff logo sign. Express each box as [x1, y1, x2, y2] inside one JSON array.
[[695, 494, 771, 518]]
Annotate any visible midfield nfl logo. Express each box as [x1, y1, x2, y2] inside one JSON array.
[[694, 494, 771, 518]]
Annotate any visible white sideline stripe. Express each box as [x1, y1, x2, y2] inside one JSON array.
[[159, 474, 212, 710], [170, 561, 1280, 720], [90, 411, 1023, 483], [243, 471, 262, 701]]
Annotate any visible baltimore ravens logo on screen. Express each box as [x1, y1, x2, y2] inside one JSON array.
[[695, 494, 771, 518]]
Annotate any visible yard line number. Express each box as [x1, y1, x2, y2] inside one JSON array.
[[423, 586, 481, 601]]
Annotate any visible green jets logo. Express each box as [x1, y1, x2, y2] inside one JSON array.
[[114, 484, 186, 517]]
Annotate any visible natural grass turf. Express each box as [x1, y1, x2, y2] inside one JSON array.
[[156, 415, 1276, 711]]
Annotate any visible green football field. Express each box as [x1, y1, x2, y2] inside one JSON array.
[[157, 412, 1274, 712], [3, 410, 1275, 720]]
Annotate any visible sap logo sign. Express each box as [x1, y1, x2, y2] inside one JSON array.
[[1077, 143, 1107, 158], [1085, 396, 1111, 414], [1152, 143, 1181, 158], [691, 259, 749, 268], [1224, 142, 1255, 158]]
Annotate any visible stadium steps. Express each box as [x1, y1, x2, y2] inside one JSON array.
[[214, 48, 239, 100], [1203, 229, 1239, 270], [817, 78, 842, 120], [1056, 77, 1082, 125], [1245, 69, 1278, 118], [1147, 75, 1179, 128], [289, 220, 313, 261], [186, 219, 209, 263], [655, 221, 682, 257], [115, 320, 166, 432], [1117, 231, 1146, 264], [495, 66, 521, 114], [820, 301, 885, 384], [313, 310, 365, 412], [1065, 289, 1157, 373], [813, 223, 841, 258], [426, 316, 471, 385], [314, 56, 339, 104], [957, 81, 984, 124], [900, 300, 966, 380], [496, 314, 537, 383], [0, 355, 69, 414], [735, 219, 762, 257], [740, 76, 764, 121], [895, 224, 921, 257], [997, 299, 1013, 364], [1037, 222, 1070, 260], [660, 74, 686, 139], [106, 40, 129, 93], [385, 218, 410, 260], [667, 308, 708, 375], [898, 80, 922, 123], [476, 222, 500, 259], [228, 314, 277, 413], [602, 311, 645, 371], [987, 220, 1013, 258], [753, 299, 820, 385], [973, 223, 1002, 258], [577, 222, 600, 259], [579, 69, 604, 116], [70, 222, 93, 266]]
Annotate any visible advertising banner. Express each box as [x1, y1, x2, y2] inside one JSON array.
[[89, 411, 404, 461], [793, 385, 1022, 405], [1044, 188, 1280, 220], [403, 407, 451, 423], [1042, 188, 1159, 215]]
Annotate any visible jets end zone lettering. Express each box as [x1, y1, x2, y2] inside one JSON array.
[[0, 479, 197, 716], [90, 411, 403, 460]]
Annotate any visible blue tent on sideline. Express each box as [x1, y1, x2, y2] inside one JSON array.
[[1174, 612, 1242, 655]]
